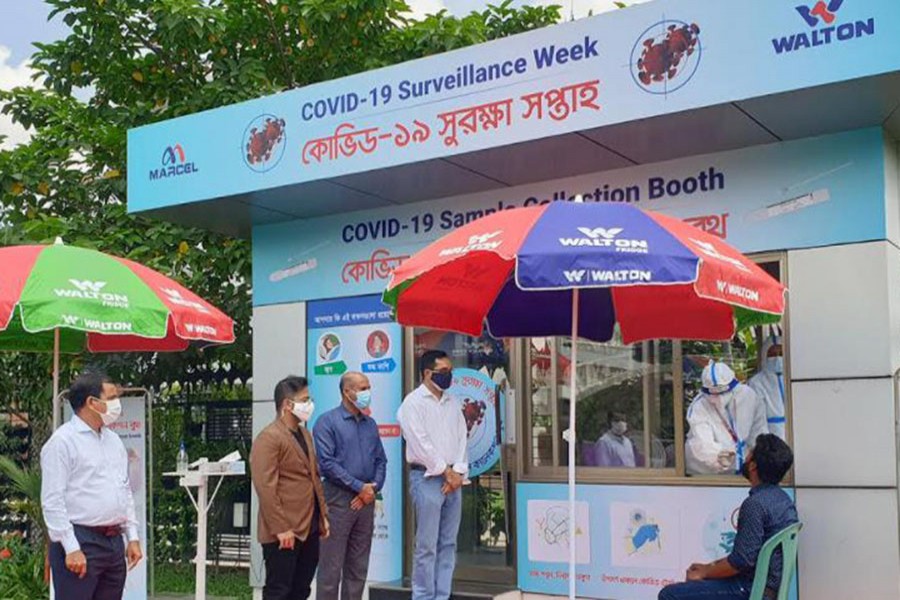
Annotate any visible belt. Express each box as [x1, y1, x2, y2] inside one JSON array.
[[76, 524, 123, 537], [409, 463, 426, 472]]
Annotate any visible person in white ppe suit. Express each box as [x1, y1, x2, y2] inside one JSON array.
[[748, 336, 787, 439], [686, 361, 769, 475]]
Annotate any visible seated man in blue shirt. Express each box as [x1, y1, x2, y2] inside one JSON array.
[[313, 371, 388, 600], [659, 434, 798, 600]]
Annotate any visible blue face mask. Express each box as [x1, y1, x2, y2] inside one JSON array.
[[767, 356, 784, 375], [431, 371, 453, 390], [354, 390, 372, 410]]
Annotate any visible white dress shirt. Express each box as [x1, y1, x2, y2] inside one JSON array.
[[40, 415, 139, 554], [397, 383, 468, 478]]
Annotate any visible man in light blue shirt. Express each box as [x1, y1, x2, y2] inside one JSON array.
[[41, 372, 143, 600]]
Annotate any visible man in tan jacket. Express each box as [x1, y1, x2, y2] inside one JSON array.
[[251, 376, 329, 600]]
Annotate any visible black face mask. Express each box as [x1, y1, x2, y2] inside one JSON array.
[[741, 459, 754, 481], [431, 371, 453, 390]]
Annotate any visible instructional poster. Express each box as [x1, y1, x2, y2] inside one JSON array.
[[306, 294, 403, 582], [517, 482, 798, 600]]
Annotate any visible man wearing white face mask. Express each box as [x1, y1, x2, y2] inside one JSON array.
[[41, 372, 143, 600], [313, 371, 387, 600], [749, 336, 787, 440], [686, 362, 769, 476], [251, 376, 329, 600]]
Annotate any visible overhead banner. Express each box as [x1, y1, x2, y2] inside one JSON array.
[[128, 0, 900, 212], [254, 127, 885, 305], [305, 295, 403, 582], [516, 482, 797, 600]]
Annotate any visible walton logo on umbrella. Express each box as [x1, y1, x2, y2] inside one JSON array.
[[559, 227, 649, 254], [162, 287, 210, 314], [54, 279, 130, 309], [689, 239, 751, 273], [438, 231, 503, 257]]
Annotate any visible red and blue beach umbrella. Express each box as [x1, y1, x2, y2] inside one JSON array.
[[384, 200, 786, 600], [384, 201, 786, 343]]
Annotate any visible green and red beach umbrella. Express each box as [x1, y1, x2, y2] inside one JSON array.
[[0, 242, 235, 425]]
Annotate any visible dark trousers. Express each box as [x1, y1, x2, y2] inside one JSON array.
[[316, 482, 376, 600], [49, 525, 126, 600], [263, 533, 320, 600], [658, 578, 751, 600]]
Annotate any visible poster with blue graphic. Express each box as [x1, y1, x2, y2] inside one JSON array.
[[449, 368, 505, 478], [305, 295, 403, 582], [517, 483, 797, 600]]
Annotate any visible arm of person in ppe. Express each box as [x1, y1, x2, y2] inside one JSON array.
[[744, 386, 770, 444], [686, 419, 734, 475]]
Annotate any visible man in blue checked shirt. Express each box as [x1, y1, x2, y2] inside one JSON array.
[[659, 434, 799, 600], [313, 371, 388, 600]]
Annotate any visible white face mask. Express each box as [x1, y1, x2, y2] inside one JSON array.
[[611, 421, 628, 435], [767, 356, 784, 374], [291, 399, 315, 423], [93, 398, 122, 426]]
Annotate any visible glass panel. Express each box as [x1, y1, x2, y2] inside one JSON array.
[[682, 261, 787, 477], [529, 333, 676, 469], [413, 329, 513, 570]]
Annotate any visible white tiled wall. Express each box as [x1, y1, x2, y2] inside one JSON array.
[[796, 489, 900, 600], [885, 133, 900, 248], [788, 242, 893, 380], [792, 378, 897, 488]]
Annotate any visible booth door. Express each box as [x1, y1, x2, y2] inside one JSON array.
[[406, 328, 517, 585]]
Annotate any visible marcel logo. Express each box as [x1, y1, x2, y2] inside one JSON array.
[[149, 143, 199, 181], [772, 1, 875, 54]]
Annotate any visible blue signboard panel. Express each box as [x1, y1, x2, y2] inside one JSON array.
[[127, 0, 900, 213]]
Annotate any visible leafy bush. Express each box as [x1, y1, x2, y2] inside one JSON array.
[[0, 535, 48, 600]]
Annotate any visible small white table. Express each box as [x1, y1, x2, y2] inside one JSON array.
[[164, 458, 245, 600]]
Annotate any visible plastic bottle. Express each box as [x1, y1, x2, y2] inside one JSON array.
[[177, 440, 189, 473]]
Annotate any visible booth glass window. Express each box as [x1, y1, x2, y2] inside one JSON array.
[[528, 335, 677, 472], [523, 256, 789, 484]]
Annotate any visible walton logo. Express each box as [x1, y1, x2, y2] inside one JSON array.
[[149, 143, 199, 181], [563, 269, 652, 284], [438, 231, 503, 257], [773, 0, 875, 54], [54, 279, 130, 308], [162, 288, 210, 314], [70, 279, 106, 293], [797, 0, 842, 27], [690, 239, 751, 273], [559, 226, 648, 254]]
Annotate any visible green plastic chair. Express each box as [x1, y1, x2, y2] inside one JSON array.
[[749, 522, 803, 600]]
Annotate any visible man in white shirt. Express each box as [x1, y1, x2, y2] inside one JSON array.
[[397, 350, 468, 600], [41, 372, 142, 600]]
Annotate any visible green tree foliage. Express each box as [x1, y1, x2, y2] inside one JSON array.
[[0, 0, 562, 391]]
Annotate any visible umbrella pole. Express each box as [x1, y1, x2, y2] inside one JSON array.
[[568, 289, 579, 600], [52, 328, 60, 430]]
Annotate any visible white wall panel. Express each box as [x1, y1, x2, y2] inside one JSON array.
[[792, 378, 896, 487], [796, 488, 900, 600], [788, 242, 892, 380]]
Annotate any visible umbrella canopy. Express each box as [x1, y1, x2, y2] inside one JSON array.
[[384, 202, 785, 342], [384, 201, 786, 600], [0, 244, 235, 352]]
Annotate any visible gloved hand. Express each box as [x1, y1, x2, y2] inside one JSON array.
[[717, 450, 736, 469]]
